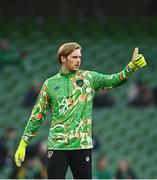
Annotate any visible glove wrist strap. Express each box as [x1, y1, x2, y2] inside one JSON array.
[[19, 139, 28, 148]]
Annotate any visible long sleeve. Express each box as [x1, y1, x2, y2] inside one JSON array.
[[91, 65, 135, 90], [22, 80, 50, 143]]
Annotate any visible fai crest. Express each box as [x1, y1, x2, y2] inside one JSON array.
[[76, 79, 84, 87]]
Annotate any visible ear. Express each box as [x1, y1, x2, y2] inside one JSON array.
[[61, 56, 66, 64]]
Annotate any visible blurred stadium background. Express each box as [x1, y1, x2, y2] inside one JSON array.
[[0, 0, 157, 178]]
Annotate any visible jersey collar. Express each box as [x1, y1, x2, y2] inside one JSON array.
[[59, 68, 77, 77]]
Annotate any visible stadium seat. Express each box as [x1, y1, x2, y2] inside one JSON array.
[[0, 17, 157, 178]]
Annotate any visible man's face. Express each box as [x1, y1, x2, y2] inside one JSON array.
[[97, 158, 107, 170], [62, 49, 81, 72]]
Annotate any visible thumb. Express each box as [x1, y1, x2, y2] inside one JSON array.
[[132, 47, 139, 60], [14, 145, 26, 166], [14, 151, 22, 167]]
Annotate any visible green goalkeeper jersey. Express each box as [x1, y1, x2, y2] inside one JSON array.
[[22, 66, 134, 150]]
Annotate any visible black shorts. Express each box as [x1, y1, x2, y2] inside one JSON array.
[[46, 149, 92, 179]]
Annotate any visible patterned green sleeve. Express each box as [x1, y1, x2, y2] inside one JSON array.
[[91, 65, 135, 90], [22, 80, 50, 143]]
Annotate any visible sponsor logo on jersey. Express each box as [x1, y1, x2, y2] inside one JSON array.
[[54, 86, 60, 90]]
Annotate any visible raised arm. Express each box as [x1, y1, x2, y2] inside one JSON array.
[[91, 48, 147, 90]]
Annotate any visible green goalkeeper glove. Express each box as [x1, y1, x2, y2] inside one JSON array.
[[14, 139, 27, 167], [128, 47, 147, 71]]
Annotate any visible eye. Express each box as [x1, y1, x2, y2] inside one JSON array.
[[72, 56, 78, 59]]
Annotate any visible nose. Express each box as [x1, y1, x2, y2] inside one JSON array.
[[77, 57, 81, 63]]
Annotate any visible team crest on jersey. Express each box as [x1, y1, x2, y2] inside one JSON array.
[[47, 150, 53, 158], [76, 79, 84, 87]]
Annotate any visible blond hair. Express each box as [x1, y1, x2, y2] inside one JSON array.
[[57, 42, 82, 64]]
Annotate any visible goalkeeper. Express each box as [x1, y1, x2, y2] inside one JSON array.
[[14, 42, 147, 179]]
